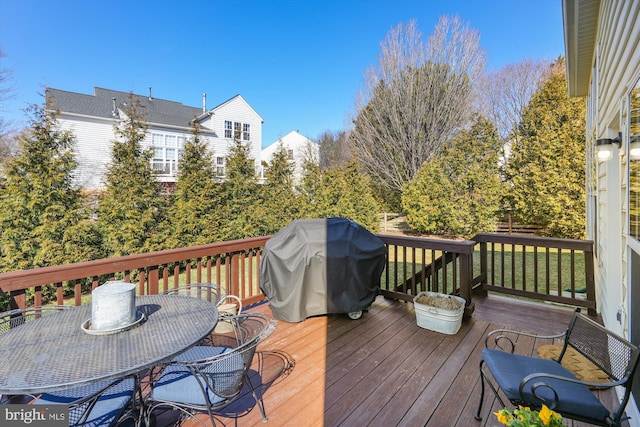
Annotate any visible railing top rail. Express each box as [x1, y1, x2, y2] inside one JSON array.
[[0, 236, 270, 292], [376, 234, 476, 254], [472, 232, 594, 251]]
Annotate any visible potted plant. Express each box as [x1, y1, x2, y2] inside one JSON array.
[[412, 291, 465, 334]]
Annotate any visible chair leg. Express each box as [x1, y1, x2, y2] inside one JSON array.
[[477, 362, 510, 424], [246, 376, 268, 422], [475, 360, 486, 421]]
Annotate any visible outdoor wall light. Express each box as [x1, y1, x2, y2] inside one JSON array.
[[630, 136, 640, 161], [596, 132, 622, 161]]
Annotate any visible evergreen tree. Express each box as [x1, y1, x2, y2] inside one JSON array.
[[507, 59, 586, 239], [97, 94, 167, 256], [0, 103, 100, 272], [299, 160, 380, 231], [252, 143, 299, 235], [217, 138, 260, 240], [402, 115, 504, 238], [297, 156, 322, 208], [167, 120, 220, 248]]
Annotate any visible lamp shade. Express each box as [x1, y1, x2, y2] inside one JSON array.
[[630, 137, 640, 161], [596, 143, 614, 161], [596, 133, 622, 161]]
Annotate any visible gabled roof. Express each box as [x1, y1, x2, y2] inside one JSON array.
[[207, 94, 264, 123], [46, 87, 205, 128], [562, 0, 600, 97]]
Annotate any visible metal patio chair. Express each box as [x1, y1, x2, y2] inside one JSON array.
[[475, 308, 640, 426], [0, 305, 68, 333], [145, 312, 278, 426], [161, 283, 222, 305], [0, 306, 138, 425], [34, 376, 138, 427]]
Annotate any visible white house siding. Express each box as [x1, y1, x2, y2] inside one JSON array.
[[57, 114, 116, 191], [261, 130, 318, 183], [204, 96, 264, 177], [571, 4, 640, 421], [48, 89, 263, 191], [587, 0, 640, 336]]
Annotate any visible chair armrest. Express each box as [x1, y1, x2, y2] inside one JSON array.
[[260, 319, 279, 342], [485, 329, 566, 353], [518, 372, 624, 408]]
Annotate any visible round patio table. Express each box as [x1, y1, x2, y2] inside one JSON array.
[[0, 294, 218, 394]]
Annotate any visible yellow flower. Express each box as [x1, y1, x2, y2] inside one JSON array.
[[494, 405, 563, 427], [494, 409, 513, 425], [538, 404, 560, 426]]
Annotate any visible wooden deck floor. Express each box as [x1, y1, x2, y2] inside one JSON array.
[[156, 294, 627, 427]]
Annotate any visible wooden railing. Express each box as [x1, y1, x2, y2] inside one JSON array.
[[375, 234, 476, 316], [0, 233, 595, 318], [0, 236, 270, 311], [471, 233, 596, 316]]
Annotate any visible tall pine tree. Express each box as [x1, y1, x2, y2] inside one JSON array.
[[507, 58, 586, 239], [0, 103, 100, 272], [167, 120, 220, 248], [217, 138, 259, 240], [252, 143, 299, 235], [97, 94, 167, 256], [298, 160, 380, 231]]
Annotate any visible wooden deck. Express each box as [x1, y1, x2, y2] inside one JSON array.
[[157, 294, 627, 427]]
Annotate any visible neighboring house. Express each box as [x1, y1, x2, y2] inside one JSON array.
[[46, 87, 263, 191], [261, 130, 318, 184], [563, 0, 640, 423]]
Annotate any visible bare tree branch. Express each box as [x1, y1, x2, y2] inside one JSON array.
[[479, 59, 552, 141], [350, 17, 485, 194]]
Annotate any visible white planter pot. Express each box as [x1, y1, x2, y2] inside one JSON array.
[[412, 291, 465, 335]]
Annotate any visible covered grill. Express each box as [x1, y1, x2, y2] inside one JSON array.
[[259, 218, 386, 322]]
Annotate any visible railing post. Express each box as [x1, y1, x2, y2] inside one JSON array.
[[148, 266, 159, 295], [459, 251, 474, 318], [479, 240, 488, 296], [229, 253, 240, 296], [584, 244, 597, 317]]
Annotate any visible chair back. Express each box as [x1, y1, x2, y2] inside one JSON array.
[[215, 295, 243, 333], [563, 311, 640, 382], [182, 313, 276, 401], [161, 283, 221, 305], [562, 309, 640, 425], [0, 306, 68, 333], [36, 376, 136, 427]]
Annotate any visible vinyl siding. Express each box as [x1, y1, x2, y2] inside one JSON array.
[[57, 115, 116, 191], [261, 131, 318, 183], [205, 96, 264, 175], [589, 0, 640, 333]]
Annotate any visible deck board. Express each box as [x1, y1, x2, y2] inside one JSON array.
[[162, 294, 628, 427]]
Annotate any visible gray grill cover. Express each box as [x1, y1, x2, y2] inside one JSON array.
[[260, 218, 386, 322]]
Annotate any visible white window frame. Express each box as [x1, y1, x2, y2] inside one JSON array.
[[243, 123, 250, 141], [224, 120, 232, 139], [216, 156, 225, 177], [151, 132, 183, 176]]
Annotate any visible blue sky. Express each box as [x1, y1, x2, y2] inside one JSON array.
[[0, 0, 565, 148]]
